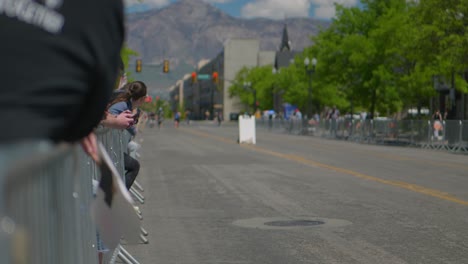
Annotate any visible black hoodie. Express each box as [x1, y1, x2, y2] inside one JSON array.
[[0, 0, 124, 142]]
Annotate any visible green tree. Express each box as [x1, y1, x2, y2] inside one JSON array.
[[228, 67, 251, 109], [307, 0, 416, 117], [121, 45, 139, 82], [229, 66, 273, 112], [412, 0, 468, 92], [227, 0, 468, 119]]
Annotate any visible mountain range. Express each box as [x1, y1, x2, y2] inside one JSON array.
[[125, 0, 330, 90]]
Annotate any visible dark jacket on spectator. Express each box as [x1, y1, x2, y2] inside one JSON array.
[[0, 0, 125, 142]]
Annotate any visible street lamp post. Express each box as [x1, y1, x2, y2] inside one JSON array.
[[304, 57, 317, 118]]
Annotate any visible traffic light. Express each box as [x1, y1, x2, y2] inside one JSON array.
[[163, 59, 169, 73], [191, 72, 197, 84], [136, 59, 142, 72], [212, 71, 218, 84]]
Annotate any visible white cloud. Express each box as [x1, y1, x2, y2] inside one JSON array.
[[124, 0, 170, 8], [314, 5, 336, 19], [312, 0, 357, 5], [125, 0, 232, 8], [202, 0, 232, 3], [312, 0, 358, 19], [240, 0, 359, 20], [241, 0, 310, 20]]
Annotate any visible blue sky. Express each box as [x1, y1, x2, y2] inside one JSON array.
[[125, 0, 361, 20]]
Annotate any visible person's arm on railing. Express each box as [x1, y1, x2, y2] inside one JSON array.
[[81, 132, 100, 163], [82, 111, 134, 162], [101, 111, 134, 129]]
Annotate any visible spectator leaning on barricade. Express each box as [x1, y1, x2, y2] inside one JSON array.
[[101, 111, 135, 130], [328, 106, 340, 137], [432, 109, 444, 140], [100, 59, 135, 130], [0, 0, 125, 262], [107, 81, 148, 190]]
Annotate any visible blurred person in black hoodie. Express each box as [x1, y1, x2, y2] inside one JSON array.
[[0, 0, 124, 150], [0, 0, 125, 262]]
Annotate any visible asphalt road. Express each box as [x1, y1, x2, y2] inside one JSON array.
[[123, 121, 468, 264]]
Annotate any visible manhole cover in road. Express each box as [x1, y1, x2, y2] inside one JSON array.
[[264, 220, 325, 227], [233, 217, 351, 230]]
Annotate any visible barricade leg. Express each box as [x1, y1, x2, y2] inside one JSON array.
[[133, 180, 144, 192], [119, 245, 141, 264], [117, 251, 133, 264], [131, 188, 145, 204], [141, 226, 148, 236], [131, 186, 145, 200], [140, 233, 149, 244], [104, 247, 119, 264]]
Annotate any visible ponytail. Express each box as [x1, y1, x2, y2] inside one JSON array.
[[107, 81, 147, 110]]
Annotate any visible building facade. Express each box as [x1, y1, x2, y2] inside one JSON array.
[[170, 25, 298, 121]]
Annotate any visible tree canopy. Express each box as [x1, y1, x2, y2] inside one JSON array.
[[228, 0, 468, 118]]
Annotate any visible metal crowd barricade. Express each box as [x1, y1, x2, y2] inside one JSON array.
[[447, 120, 468, 153], [96, 127, 126, 180], [458, 121, 468, 152], [95, 126, 146, 264], [121, 129, 146, 206], [258, 117, 468, 154], [281, 118, 304, 135], [0, 125, 148, 264], [1, 142, 99, 264]]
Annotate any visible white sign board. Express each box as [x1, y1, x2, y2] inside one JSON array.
[[239, 115, 256, 144]]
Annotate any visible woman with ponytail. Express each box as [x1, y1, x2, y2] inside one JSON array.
[[107, 81, 148, 136], [107, 81, 147, 190]]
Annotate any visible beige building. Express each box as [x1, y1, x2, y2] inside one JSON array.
[[170, 38, 278, 120], [223, 39, 260, 120], [170, 22, 301, 121]]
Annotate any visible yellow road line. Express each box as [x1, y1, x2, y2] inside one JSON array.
[[260, 133, 468, 170], [183, 128, 468, 206]]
